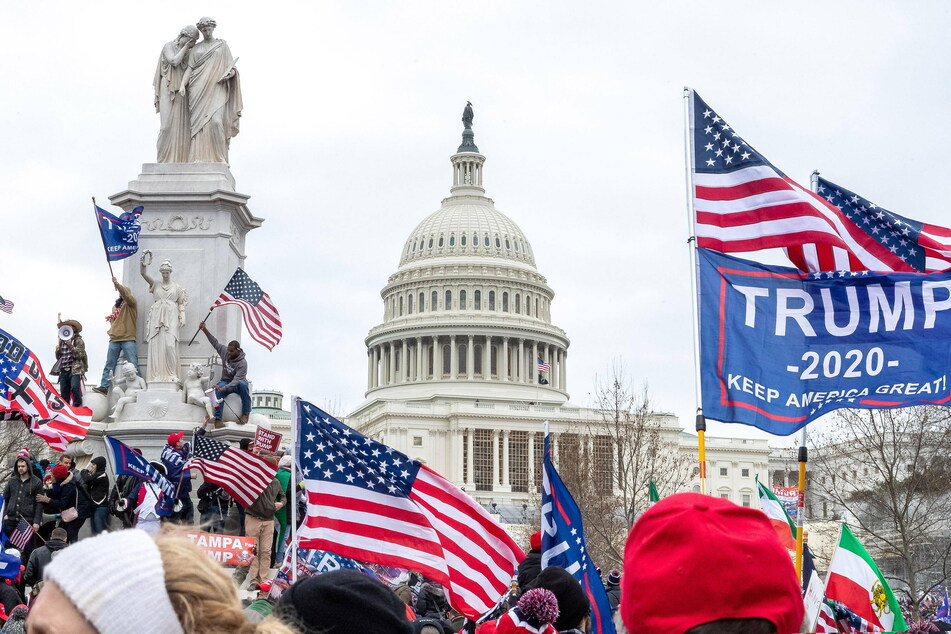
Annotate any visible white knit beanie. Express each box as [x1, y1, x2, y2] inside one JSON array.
[[44, 529, 184, 634]]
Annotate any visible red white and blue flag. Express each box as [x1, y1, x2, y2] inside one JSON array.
[[541, 430, 616, 634], [8, 518, 33, 551], [537, 357, 550, 373], [95, 204, 143, 262], [295, 399, 523, 619], [212, 268, 283, 350], [0, 296, 12, 315], [689, 90, 921, 273], [0, 328, 91, 448], [187, 433, 277, 508]]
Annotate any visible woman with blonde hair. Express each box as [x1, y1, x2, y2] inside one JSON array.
[[26, 528, 292, 634]]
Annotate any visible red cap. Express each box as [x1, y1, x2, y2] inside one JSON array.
[[51, 464, 68, 480], [620, 493, 803, 634], [529, 531, 542, 551], [167, 432, 184, 446]]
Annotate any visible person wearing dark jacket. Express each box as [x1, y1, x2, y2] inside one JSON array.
[[161, 432, 193, 523], [109, 450, 142, 528], [198, 321, 251, 426], [604, 569, 621, 612], [48, 464, 89, 544], [78, 457, 110, 535], [517, 531, 543, 590], [197, 481, 230, 534], [2, 457, 44, 559], [23, 527, 68, 587]]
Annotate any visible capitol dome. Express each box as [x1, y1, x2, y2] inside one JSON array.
[[362, 110, 570, 403]]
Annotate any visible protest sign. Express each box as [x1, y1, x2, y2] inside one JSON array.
[[254, 426, 282, 453], [186, 532, 256, 567]]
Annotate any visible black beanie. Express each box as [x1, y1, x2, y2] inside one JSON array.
[[90, 457, 107, 472], [524, 567, 590, 631], [278, 569, 412, 634]]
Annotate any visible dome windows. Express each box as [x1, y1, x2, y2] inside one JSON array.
[[445, 290, 452, 310], [495, 236, 501, 248], [505, 239, 510, 249], [474, 290, 481, 310], [460, 289, 467, 309], [514, 240, 520, 252], [483, 235, 490, 247], [438, 236, 444, 247], [419, 292, 425, 312], [489, 291, 496, 311], [449, 235, 455, 246], [461, 235, 467, 246], [432, 290, 438, 310], [428, 238, 434, 248], [502, 292, 509, 312]]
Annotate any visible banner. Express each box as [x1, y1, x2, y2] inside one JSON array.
[[254, 426, 282, 453], [95, 205, 143, 261], [267, 547, 369, 601], [186, 532, 255, 566], [699, 248, 951, 434], [772, 485, 799, 518]]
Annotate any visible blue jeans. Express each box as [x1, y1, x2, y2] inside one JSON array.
[[91, 506, 110, 535], [100, 340, 139, 388], [214, 380, 251, 418], [275, 522, 290, 562], [59, 372, 82, 406]]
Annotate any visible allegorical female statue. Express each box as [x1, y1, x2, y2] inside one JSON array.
[[140, 253, 188, 383], [180, 17, 242, 163], [154, 25, 199, 163]]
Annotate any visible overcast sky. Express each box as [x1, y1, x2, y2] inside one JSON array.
[[2, 2, 949, 445]]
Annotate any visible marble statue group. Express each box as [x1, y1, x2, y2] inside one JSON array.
[[154, 17, 242, 164]]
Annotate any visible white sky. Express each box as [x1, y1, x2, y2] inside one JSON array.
[[2, 1, 949, 446]]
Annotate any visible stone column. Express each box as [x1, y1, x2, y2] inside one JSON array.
[[501, 337, 509, 382], [467, 335, 474, 380], [528, 431, 536, 490], [388, 342, 396, 385], [466, 428, 474, 486], [484, 336, 492, 379], [532, 341, 538, 384], [502, 430, 511, 488], [416, 337, 423, 381], [433, 336, 442, 379], [518, 339, 525, 383], [491, 429, 500, 489], [401, 339, 408, 383], [561, 348, 567, 391], [450, 335, 458, 380], [367, 348, 373, 390]]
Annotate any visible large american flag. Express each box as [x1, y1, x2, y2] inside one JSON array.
[[295, 399, 524, 618], [212, 269, 282, 350], [785, 176, 951, 273], [0, 327, 91, 448], [690, 90, 907, 272], [186, 433, 277, 508], [0, 296, 12, 314]]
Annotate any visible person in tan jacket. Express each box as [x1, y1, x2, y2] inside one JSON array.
[[93, 277, 139, 394]]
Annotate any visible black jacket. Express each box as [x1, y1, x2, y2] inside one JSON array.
[[49, 475, 91, 520], [606, 584, 621, 611], [23, 538, 68, 586], [0, 582, 22, 615], [2, 473, 44, 526], [79, 469, 110, 508], [517, 549, 542, 589]]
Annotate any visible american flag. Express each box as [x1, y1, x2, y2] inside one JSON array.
[[0, 296, 12, 314], [827, 600, 883, 633], [815, 601, 840, 633], [537, 357, 551, 373], [0, 327, 91, 447], [8, 518, 33, 550], [690, 90, 904, 273], [212, 269, 282, 350], [186, 433, 277, 508], [787, 177, 951, 273], [295, 399, 524, 618]]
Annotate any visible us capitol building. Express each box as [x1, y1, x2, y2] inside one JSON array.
[[254, 109, 795, 523]]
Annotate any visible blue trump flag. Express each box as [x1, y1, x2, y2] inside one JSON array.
[[699, 248, 951, 434], [541, 429, 616, 634], [95, 204, 143, 261], [104, 435, 176, 499]]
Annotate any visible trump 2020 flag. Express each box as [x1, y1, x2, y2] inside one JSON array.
[[295, 399, 523, 619], [541, 427, 616, 634], [104, 435, 176, 499], [95, 204, 143, 261]]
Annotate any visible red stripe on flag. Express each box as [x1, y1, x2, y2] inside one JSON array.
[[826, 572, 883, 628]]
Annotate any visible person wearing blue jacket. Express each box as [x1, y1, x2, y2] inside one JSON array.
[[161, 432, 193, 523]]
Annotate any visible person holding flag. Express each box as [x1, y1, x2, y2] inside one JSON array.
[[198, 321, 251, 425], [92, 277, 139, 395]]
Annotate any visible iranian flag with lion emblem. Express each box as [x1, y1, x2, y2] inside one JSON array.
[[825, 524, 906, 632]]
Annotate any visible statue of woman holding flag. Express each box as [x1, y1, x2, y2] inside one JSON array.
[[140, 253, 187, 383]]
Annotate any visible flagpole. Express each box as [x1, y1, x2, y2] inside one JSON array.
[[187, 308, 215, 346], [92, 197, 116, 279], [290, 395, 299, 584], [683, 87, 707, 495]]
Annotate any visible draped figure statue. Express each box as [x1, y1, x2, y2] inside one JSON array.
[[154, 26, 199, 163], [181, 17, 242, 163], [140, 254, 188, 383]]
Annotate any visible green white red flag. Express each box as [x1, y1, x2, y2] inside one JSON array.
[[755, 477, 796, 551], [648, 480, 660, 507], [824, 524, 907, 632]]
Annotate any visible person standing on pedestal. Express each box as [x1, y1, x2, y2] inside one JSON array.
[[93, 277, 139, 395], [180, 17, 242, 163], [141, 254, 187, 384], [54, 316, 86, 407], [198, 321, 251, 425], [154, 25, 199, 163]]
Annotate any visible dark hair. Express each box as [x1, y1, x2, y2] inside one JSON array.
[[686, 618, 777, 634], [228, 340, 241, 349], [239, 438, 252, 450], [39, 459, 50, 469], [115, 298, 123, 308]]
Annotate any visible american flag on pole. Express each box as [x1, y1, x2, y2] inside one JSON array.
[[0, 327, 91, 448], [212, 269, 282, 350], [295, 399, 524, 618], [786, 176, 951, 273], [537, 357, 551, 373], [8, 518, 33, 550], [186, 433, 277, 508], [689, 90, 910, 273], [0, 412, 71, 452], [815, 601, 840, 634], [0, 296, 12, 314]]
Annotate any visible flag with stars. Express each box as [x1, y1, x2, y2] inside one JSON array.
[[212, 268, 282, 350], [785, 176, 951, 273], [0, 296, 12, 315], [295, 399, 524, 619], [186, 433, 277, 508], [541, 430, 616, 634], [690, 90, 902, 272], [0, 327, 91, 448]]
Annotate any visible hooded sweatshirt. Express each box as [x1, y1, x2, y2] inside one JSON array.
[[204, 331, 247, 388]]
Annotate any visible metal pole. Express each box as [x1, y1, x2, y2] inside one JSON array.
[[290, 395, 299, 584], [683, 88, 708, 494]]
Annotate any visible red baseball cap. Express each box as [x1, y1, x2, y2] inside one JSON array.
[[167, 432, 184, 446], [621, 493, 803, 634]]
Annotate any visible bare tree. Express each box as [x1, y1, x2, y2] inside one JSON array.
[[557, 360, 692, 569], [810, 406, 951, 614], [0, 418, 51, 488]]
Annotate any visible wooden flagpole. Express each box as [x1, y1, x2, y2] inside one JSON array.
[[683, 88, 708, 494]]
